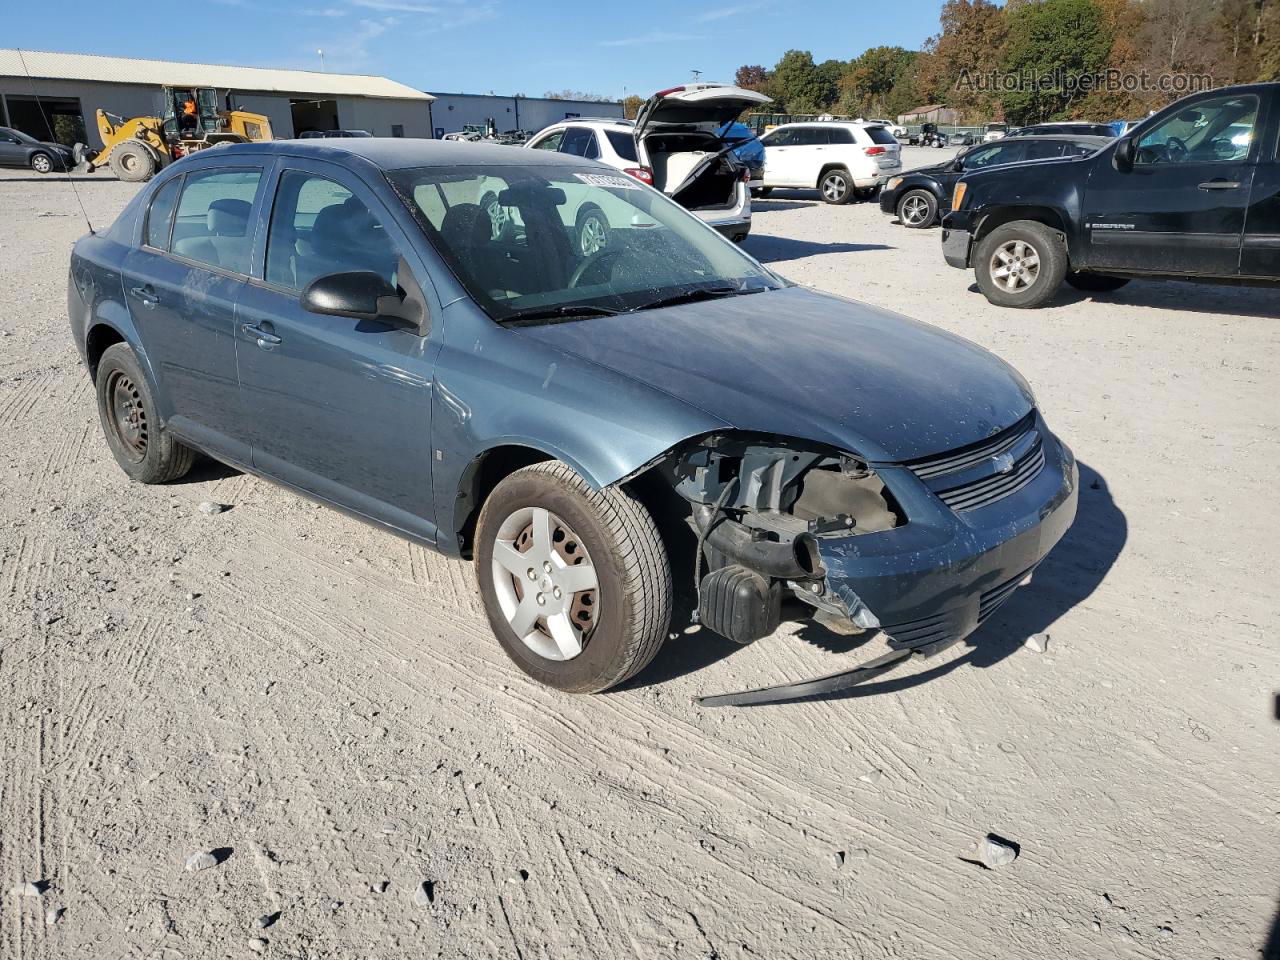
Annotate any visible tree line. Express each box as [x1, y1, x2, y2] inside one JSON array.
[[734, 0, 1280, 124]]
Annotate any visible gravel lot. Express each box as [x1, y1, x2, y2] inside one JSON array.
[[1, 147, 1278, 959]]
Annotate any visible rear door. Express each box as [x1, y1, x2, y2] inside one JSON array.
[[1240, 90, 1280, 278], [233, 157, 440, 541], [122, 163, 266, 463], [1080, 91, 1262, 275]]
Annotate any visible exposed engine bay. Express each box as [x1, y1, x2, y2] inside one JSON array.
[[653, 434, 903, 647]]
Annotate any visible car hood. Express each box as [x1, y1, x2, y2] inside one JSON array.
[[902, 159, 957, 178], [516, 286, 1034, 464]]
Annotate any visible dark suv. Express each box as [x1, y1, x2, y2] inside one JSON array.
[[942, 84, 1277, 307]]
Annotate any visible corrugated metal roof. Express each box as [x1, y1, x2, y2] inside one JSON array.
[[0, 48, 432, 101]]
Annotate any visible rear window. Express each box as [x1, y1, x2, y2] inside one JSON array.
[[605, 129, 638, 162], [864, 126, 898, 145]]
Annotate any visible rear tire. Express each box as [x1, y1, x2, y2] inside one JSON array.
[[109, 141, 158, 182], [897, 189, 938, 228], [1065, 271, 1130, 293], [574, 203, 611, 257], [974, 220, 1068, 309], [818, 168, 854, 205], [95, 343, 195, 483], [30, 152, 54, 174], [475, 461, 671, 694]]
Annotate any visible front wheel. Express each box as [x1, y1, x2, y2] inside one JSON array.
[[95, 343, 195, 483], [973, 220, 1068, 309], [574, 203, 611, 257], [1065, 271, 1130, 293], [475, 462, 672, 694], [109, 141, 157, 182], [818, 168, 853, 205], [30, 152, 54, 174], [897, 189, 938, 228]]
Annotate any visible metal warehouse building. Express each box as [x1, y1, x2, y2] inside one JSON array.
[[0, 49, 434, 146], [427, 92, 624, 138]]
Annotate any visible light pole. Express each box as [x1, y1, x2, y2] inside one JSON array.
[[318, 49, 326, 72]]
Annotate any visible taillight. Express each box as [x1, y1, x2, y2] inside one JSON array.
[[624, 166, 654, 185], [865, 146, 886, 156]]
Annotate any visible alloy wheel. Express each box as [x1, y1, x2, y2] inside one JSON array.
[[989, 239, 1041, 292], [580, 215, 607, 256], [32, 154, 52, 173], [901, 195, 931, 225], [106, 371, 148, 462], [491, 506, 599, 661], [821, 173, 848, 202]]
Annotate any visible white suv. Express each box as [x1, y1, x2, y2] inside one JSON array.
[[525, 83, 771, 243], [757, 121, 902, 204]]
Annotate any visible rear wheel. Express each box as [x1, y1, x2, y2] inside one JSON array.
[[897, 189, 938, 228], [1065, 271, 1130, 293], [109, 142, 157, 182], [818, 168, 853, 205], [30, 152, 54, 174], [475, 461, 671, 694], [95, 343, 195, 483], [974, 220, 1068, 309], [574, 203, 611, 257]]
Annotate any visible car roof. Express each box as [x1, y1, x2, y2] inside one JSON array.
[[543, 118, 633, 128], [990, 134, 1113, 144], [181, 138, 598, 170]]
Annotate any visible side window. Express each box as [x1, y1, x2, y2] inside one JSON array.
[[1136, 94, 1259, 164], [793, 127, 824, 147], [170, 168, 262, 274], [144, 176, 182, 250], [962, 145, 1003, 169], [559, 127, 596, 158], [266, 170, 404, 292], [827, 127, 855, 145], [605, 129, 638, 162], [1023, 140, 1066, 161], [531, 130, 563, 151]]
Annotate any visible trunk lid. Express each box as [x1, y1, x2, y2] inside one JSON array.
[[634, 84, 772, 141]]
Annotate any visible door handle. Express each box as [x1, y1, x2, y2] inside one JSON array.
[[129, 285, 159, 305], [241, 322, 282, 346], [1198, 180, 1241, 190]]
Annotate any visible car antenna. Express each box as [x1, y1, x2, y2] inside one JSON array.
[[15, 48, 95, 234]]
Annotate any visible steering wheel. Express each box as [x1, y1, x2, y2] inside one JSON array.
[[568, 249, 624, 289], [1165, 136, 1189, 163]]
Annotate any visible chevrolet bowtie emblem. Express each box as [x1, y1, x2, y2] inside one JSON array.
[[992, 452, 1016, 475]]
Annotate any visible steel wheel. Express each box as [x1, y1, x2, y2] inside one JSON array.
[[900, 194, 931, 225], [491, 505, 599, 662], [105, 370, 148, 463], [31, 153, 53, 174], [821, 171, 849, 203], [989, 238, 1041, 292], [579, 213, 608, 256]]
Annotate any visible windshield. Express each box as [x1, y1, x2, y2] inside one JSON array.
[[388, 164, 782, 323]]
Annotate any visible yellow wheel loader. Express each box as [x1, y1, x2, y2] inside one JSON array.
[[74, 86, 272, 182]]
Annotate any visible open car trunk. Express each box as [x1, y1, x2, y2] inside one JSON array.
[[635, 83, 772, 212]]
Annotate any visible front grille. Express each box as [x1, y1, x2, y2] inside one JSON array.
[[905, 412, 1047, 512]]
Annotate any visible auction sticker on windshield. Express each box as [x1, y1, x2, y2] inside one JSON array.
[[574, 172, 639, 189]]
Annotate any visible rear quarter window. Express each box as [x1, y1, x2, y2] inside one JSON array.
[[605, 129, 638, 162], [864, 126, 899, 145]]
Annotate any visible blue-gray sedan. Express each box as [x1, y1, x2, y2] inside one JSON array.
[[67, 139, 1077, 704]]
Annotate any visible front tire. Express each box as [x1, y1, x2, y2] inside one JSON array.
[[475, 461, 671, 694], [574, 203, 611, 257], [974, 220, 1068, 308], [897, 189, 938, 228], [95, 343, 195, 483], [1065, 271, 1130, 293], [30, 152, 54, 174], [109, 141, 158, 182], [818, 168, 854, 205]]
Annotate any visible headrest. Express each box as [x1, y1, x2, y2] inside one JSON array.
[[498, 185, 565, 207], [207, 198, 250, 237], [439, 202, 490, 247], [311, 197, 382, 256]]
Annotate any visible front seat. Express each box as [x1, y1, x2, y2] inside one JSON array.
[[173, 197, 252, 270]]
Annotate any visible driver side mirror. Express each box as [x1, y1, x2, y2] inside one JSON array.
[[1112, 137, 1135, 171], [301, 271, 423, 332]]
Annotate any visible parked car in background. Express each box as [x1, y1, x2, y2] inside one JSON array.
[[67, 137, 1078, 703], [943, 84, 1271, 307], [721, 120, 764, 186], [757, 121, 902, 203], [983, 123, 1009, 141], [880, 134, 1110, 228], [1006, 121, 1116, 138], [862, 118, 907, 137], [946, 131, 976, 146], [298, 129, 373, 138], [0, 125, 73, 173], [527, 83, 771, 243]]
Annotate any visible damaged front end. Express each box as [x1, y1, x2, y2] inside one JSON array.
[[646, 416, 1079, 706]]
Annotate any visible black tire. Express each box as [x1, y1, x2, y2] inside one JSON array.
[[574, 203, 611, 257], [1065, 271, 1130, 293], [751, 186, 772, 199], [475, 461, 671, 694], [973, 220, 1068, 309], [818, 168, 854, 205], [897, 189, 938, 228], [109, 141, 158, 183], [30, 151, 54, 174], [95, 343, 195, 483]]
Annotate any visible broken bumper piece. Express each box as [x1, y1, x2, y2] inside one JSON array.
[[697, 428, 1078, 707]]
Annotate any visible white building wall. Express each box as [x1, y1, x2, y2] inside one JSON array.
[[335, 96, 432, 138], [428, 93, 624, 137]]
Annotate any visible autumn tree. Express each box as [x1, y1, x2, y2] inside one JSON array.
[[999, 0, 1113, 123], [840, 46, 918, 116], [918, 0, 1009, 120], [769, 49, 840, 112]]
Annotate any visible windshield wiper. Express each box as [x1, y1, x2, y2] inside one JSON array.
[[628, 283, 764, 314], [500, 303, 623, 326]]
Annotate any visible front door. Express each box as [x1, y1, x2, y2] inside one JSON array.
[[0, 130, 26, 167], [234, 159, 439, 542], [1080, 91, 1262, 275], [123, 164, 265, 464]]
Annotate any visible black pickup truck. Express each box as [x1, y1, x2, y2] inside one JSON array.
[[942, 83, 1278, 307]]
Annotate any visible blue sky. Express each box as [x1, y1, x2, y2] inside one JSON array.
[[12, 0, 946, 99]]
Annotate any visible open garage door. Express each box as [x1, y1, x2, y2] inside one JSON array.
[[5, 95, 85, 146], [290, 98, 339, 136]]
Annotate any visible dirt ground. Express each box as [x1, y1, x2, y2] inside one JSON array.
[[1, 148, 1277, 960]]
